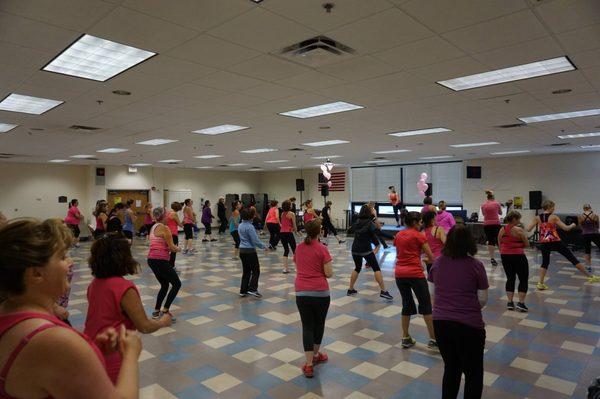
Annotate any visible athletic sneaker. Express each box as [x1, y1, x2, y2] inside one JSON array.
[[338, 240, 346, 244], [239, 292, 248, 297], [151, 310, 161, 320], [182, 249, 188, 255], [586, 266, 593, 273], [302, 364, 314, 378], [210, 239, 218, 242], [490, 258, 498, 267], [380, 290, 393, 300], [401, 336, 416, 349], [507, 301, 515, 311], [247, 291, 263, 298], [313, 352, 328, 364], [587, 275, 600, 283], [536, 282, 549, 290], [516, 302, 528, 312], [162, 310, 176, 323], [427, 340, 438, 350], [202, 239, 209, 242], [282, 269, 290, 274], [347, 288, 358, 296]]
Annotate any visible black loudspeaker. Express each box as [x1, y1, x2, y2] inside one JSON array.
[[529, 191, 542, 210], [466, 166, 481, 179], [254, 193, 268, 219], [425, 183, 433, 197], [296, 179, 305, 192], [224, 194, 239, 219], [241, 193, 254, 208], [321, 185, 329, 197]]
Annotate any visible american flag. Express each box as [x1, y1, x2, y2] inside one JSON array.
[[318, 172, 346, 192]]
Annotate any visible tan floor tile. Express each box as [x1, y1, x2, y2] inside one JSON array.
[[202, 373, 241, 394]]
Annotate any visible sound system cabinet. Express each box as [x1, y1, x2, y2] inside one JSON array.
[[241, 193, 254, 208], [224, 194, 239, 219], [296, 178, 305, 192], [254, 193, 269, 219], [529, 191, 542, 210]]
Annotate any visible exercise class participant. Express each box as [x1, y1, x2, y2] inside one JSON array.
[[280, 200, 298, 274], [182, 198, 196, 254], [143, 202, 154, 241], [436, 201, 456, 234], [579, 204, 600, 273], [303, 199, 318, 225], [393, 212, 437, 349], [230, 201, 242, 258], [64, 198, 83, 247], [238, 208, 267, 298], [295, 219, 333, 379], [201, 200, 217, 242], [93, 201, 108, 238], [388, 186, 403, 227], [290, 197, 298, 214], [122, 199, 137, 243], [0, 218, 141, 398], [266, 200, 281, 250], [527, 200, 599, 290], [85, 232, 172, 382], [106, 202, 125, 233], [498, 211, 530, 312], [147, 207, 181, 321], [369, 202, 391, 250], [422, 211, 446, 273], [167, 202, 183, 268], [481, 190, 502, 267], [217, 197, 228, 235], [347, 205, 393, 300], [421, 196, 436, 214], [428, 225, 489, 399], [321, 201, 346, 245]]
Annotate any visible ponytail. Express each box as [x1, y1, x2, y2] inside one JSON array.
[[304, 219, 321, 245]]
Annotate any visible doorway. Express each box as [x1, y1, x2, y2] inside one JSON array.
[[106, 189, 150, 232]]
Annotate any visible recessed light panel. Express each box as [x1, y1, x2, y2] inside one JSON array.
[[192, 125, 249, 135], [519, 108, 600, 123], [195, 166, 214, 169], [302, 140, 350, 147], [194, 155, 223, 159], [264, 160, 289, 163], [130, 163, 151, 167], [278, 166, 297, 169], [419, 155, 454, 160], [70, 154, 95, 159], [580, 144, 600, 149], [225, 163, 248, 167], [136, 139, 178, 146], [311, 155, 342, 159], [388, 127, 451, 137], [437, 56, 575, 91], [490, 150, 531, 155], [97, 148, 129, 153], [158, 159, 182, 163], [364, 160, 391, 164], [43, 34, 156, 82], [279, 101, 364, 119], [372, 149, 411, 154], [239, 148, 278, 154], [558, 132, 600, 139], [450, 142, 499, 148], [0, 93, 63, 115], [48, 159, 70, 163], [0, 123, 18, 133]]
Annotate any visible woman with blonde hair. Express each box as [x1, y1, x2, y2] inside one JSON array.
[[578, 203, 600, 273]]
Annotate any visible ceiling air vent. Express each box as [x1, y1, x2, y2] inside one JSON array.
[[288, 147, 305, 152], [69, 125, 101, 131], [0, 153, 16, 159], [495, 123, 526, 129], [373, 157, 387, 160], [279, 36, 355, 67], [548, 142, 571, 147]]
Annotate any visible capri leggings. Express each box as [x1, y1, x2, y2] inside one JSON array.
[[500, 254, 529, 293], [582, 233, 600, 254], [539, 241, 579, 269], [352, 252, 380, 273], [231, 230, 240, 249], [280, 232, 296, 257]]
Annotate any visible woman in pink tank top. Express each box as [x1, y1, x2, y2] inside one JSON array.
[[279, 200, 298, 273], [498, 211, 530, 312], [481, 190, 503, 267], [0, 218, 141, 399], [265, 200, 281, 251], [422, 211, 446, 274], [167, 202, 183, 268], [303, 200, 318, 225]]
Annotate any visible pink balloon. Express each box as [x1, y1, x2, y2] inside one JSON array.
[[320, 164, 328, 173], [420, 172, 428, 180], [418, 190, 426, 198], [323, 171, 331, 180], [417, 181, 426, 191], [423, 183, 429, 192], [327, 181, 333, 188]]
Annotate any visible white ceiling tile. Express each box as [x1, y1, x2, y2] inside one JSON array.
[[358, 72, 428, 93], [556, 24, 600, 54], [471, 37, 564, 69], [276, 71, 345, 91], [515, 70, 593, 95], [442, 10, 548, 54], [535, 0, 600, 34], [400, 0, 528, 33], [372, 36, 465, 70], [316, 56, 398, 81], [326, 8, 433, 54], [410, 56, 486, 83], [210, 93, 268, 108], [133, 56, 215, 81], [227, 55, 309, 81], [240, 83, 300, 100], [193, 71, 264, 91], [167, 34, 260, 68], [163, 83, 230, 101]]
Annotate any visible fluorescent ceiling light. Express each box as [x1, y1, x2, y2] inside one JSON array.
[[192, 124, 249, 135], [226, 163, 248, 167], [264, 160, 288, 163], [278, 166, 297, 169], [97, 148, 129, 153], [311, 155, 342, 159], [70, 154, 95, 159], [450, 142, 499, 148], [302, 140, 350, 147], [48, 159, 70, 163], [580, 145, 600, 149], [247, 168, 263, 171], [130, 163, 151, 167], [42, 34, 156, 82], [158, 159, 182, 163], [0, 93, 63, 115], [195, 166, 214, 169], [279, 101, 364, 119], [195, 155, 222, 159], [437, 56, 575, 91], [419, 155, 454, 160], [364, 160, 391, 164], [490, 150, 531, 155], [519, 108, 600, 123], [557, 132, 600, 139], [0, 123, 18, 133], [136, 139, 178, 146], [240, 148, 278, 154], [372, 149, 411, 154], [388, 127, 451, 137]]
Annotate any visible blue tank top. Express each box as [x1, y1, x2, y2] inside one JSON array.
[[229, 214, 240, 232], [123, 211, 134, 232]]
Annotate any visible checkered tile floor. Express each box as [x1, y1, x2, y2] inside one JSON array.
[[66, 232, 600, 398]]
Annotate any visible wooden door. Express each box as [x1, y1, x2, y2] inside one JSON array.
[[106, 190, 150, 232]]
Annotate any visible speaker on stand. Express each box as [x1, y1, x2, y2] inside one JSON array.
[[296, 178, 305, 210], [529, 191, 542, 243]]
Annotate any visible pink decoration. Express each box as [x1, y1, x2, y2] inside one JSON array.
[[320, 164, 328, 173], [327, 181, 333, 188], [420, 172, 428, 180], [323, 171, 331, 180]]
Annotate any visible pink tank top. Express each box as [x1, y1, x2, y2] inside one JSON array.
[[481, 200, 501, 226], [144, 212, 153, 225], [266, 207, 279, 223], [148, 224, 170, 260], [166, 211, 179, 235], [280, 211, 294, 233], [499, 225, 525, 255], [183, 207, 194, 224], [0, 312, 106, 399], [95, 215, 105, 231], [539, 213, 561, 243], [304, 210, 315, 223], [425, 226, 444, 259]]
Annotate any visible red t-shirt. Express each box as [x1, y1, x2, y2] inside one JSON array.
[[84, 276, 138, 383], [389, 192, 399, 206], [394, 228, 427, 278], [294, 241, 332, 292], [481, 200, 501, 225]]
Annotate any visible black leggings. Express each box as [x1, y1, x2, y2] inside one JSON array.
[[296, 295, 330, 352], [501, 254, 529, 293], [434, 319, 485, 399], [539, 241, 579, 269], [203, 222, 212, 236], [352, 252, 381, 272], [231, 230, 240, 249], [582, 233, 600, 254], [395, 277, 432, 316], [218, 216, 228, 234], [266, 222, 280, 248], [322, 219, 337, 237], [183, 223, 194, 240], [280, 232, 296, 257], [392, 204, 402, 224], [147, 258, 182, 310], [239, 251, 260, 293], [67, 224, 80, 238], [170, 235, 178, 268]]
